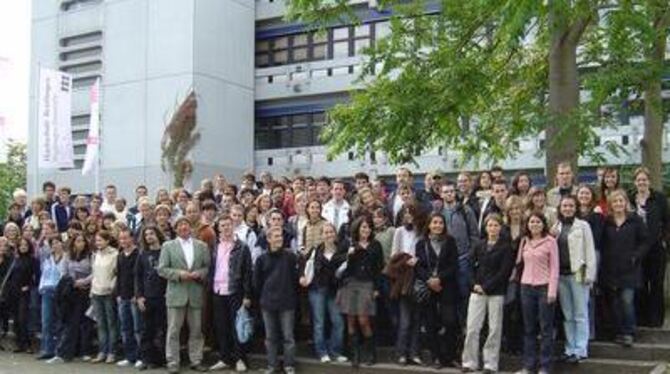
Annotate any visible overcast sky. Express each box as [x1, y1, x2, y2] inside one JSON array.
[[0, 0, 30, 142]]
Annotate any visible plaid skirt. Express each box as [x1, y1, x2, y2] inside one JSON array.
[[336, 279, 376, 316]]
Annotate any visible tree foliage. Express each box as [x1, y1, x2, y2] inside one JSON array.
[[286, 0, 668, 178], [0, 142, 27, 218], [160, 90, 200, 188]]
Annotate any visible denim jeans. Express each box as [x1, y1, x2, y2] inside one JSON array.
[[118, 298, 142, 362], [605, 286, 636, 336], [520, 285, 555, 371], [262, 309, 295, 370], [40, 290, 60, 355], [395, 295, 420, 358], [91, 295, 118, 355], [308, 287, 344, 358], [558, 275, 589, 358], [457, 257, 473, 326]]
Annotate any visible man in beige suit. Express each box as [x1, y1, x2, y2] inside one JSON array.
[[158, 217, 211, 373]]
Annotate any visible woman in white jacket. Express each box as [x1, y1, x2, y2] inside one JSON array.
[[552, 195, 597, 363]]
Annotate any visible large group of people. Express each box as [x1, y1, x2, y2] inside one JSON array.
[[0, 162, 667, 374]]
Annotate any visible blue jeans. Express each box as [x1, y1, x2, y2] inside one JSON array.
[[558, 275, 590, 358], [308, 288, 344, 358], [91, 295, 118, 355], [605, 286, 636, 336], [40, 290, 59, 355], [520, 285, 555, 371], [118, 298, 142, 362], [262, 309, 295, 370], [457, 256, 473, 326], [395, 296, 420, 358]]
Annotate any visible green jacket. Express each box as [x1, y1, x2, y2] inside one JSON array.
[[158, 237, 210, 308]]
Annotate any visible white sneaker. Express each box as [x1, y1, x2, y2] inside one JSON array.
[[134, 360, 144, 369], [46, 356, 64, 364], [320, 355, 331, 363], [209, 360, 229, 371], [235, 360, 248, 372], [335, 355, 348, 363], [105, 354, 116, 364], [116, 360, 131, 367], [81, 355, 92, 362]]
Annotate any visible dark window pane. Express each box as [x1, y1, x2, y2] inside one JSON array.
[[292, 125, 312, 147]]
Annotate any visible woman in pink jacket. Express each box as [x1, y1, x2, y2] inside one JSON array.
[[514, 212, 559, 374]]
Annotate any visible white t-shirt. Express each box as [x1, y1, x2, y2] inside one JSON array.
[[178, 237, 195, 269]]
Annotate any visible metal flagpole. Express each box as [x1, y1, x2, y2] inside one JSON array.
[[33, 62, 41, 196]]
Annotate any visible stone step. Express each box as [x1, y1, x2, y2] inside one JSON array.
[[637, 327, 670, 344], [247, 354, 666, 374]]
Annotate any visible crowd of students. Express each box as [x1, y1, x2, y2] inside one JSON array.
[[0, 162, 667, 374]]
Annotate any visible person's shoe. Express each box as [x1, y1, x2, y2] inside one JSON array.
[[235, 360, 247, 372], [614, 334, 625, 345], [334, 355, 348, 363], [482, 368, 497, 374], [167, 364, 180, 374], [209, 360, 229, 371], [91, 353, 106, 363], [461, 367, 476, 373], [566, 355, 580, 364], [46, 356, 64, 364], [284, 366, 296, 374], [81, 355, 93, 362], [397, 356, 407, 366], [432, 359, 442, 370], [538, 369, 549, 374], [36, 352, 54, 360], [190, 363, 209, 372], [137, 362, 148, 371], [117, 359, 131, 367], [134, 360, 144, 369], [105, 354, 116, 364], [409, 356, 423, 366], [622, 335, 634, 347], [514, 370, 532, 374], [12, 347, 25, 353], [320, 355, 331, 363]]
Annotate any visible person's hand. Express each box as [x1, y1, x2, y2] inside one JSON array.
[[116, 296, 122, 303], [137, 297, 146, 312], [427, 277, 442, 292], [299, 276, 309, 287], [548, 295, 556, 304], [406, 257, 418, 267], [373, 291, 379, 299], [190, 271, 202, 280], [179, 270, 192, 281], [242, 298, 251, 308], [74, 279, 85, 288], [473, 284, 485, 295], [348, 246, 356, 255], [20, 286, 28, 292]]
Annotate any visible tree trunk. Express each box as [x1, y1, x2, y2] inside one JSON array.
[[641, 3, 669, 190], [546, 3, 584, 185]]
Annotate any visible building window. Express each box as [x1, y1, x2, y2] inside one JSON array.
[[256, 21, 385, 68], [255, 112, 326, 150]]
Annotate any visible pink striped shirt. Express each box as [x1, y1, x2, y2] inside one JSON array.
[[213, 240, 234, 295], [519, 236, 559, 299]]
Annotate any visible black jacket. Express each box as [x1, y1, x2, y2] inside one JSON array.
[[602, 213, 649, 288], [630, 189, 669, 248], [209, 239, 253, 299], [311, 243, 347, 293], [117, 248, 139, 300], [7, 253, 38, 297], [253, 249, 299, 312], [134, 248, 167, 299], [580, 210, 605, 253], [342, 240, 384, 290], [470, 238, 514, 296], [415, 236, 459, 304]]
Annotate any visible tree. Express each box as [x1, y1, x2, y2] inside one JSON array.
[[286, 0, 623, 182], [0, 141, 27, 218], [583, 0, 669, 189], [160, 90, 200, 188]]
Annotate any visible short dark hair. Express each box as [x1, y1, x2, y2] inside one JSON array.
[[317, 176, 331, 186], [354, 172, 370, 182], [42, 181, 56, 191], [202, 200, 218, 212]]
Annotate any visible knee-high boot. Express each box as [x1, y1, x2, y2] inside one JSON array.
[[349, 333, 360, 368], [363, 336, 376, 366]]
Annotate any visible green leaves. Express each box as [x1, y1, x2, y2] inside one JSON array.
[[0, 142, 26, 219]]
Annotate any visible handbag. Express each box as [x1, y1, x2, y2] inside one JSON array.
[[235, 305, 255, 344], [505, 237, 527, 305], [414, 242, 438, 305]]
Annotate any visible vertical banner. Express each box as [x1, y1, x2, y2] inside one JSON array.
[[82, 77, 100, 178], [37, 67, 74, 169]]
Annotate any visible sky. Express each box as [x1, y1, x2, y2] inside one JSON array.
[[0, 0, 31, 142]]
